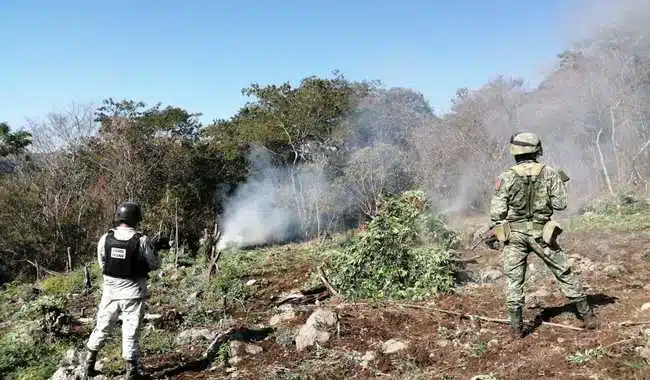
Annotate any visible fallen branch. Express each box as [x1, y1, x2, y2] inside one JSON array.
[[451, 255, 481, 263], [601, 338, 638, 349], [619, 320, 650, 327], [78, 313, 164, 325], [19, 259, 61, 277], [395, 303, 585, 331], [317, 265, 340, 297], [202, 327, 236, 361]]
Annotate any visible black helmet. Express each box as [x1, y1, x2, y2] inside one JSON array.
[[115, 201, 142, 227]]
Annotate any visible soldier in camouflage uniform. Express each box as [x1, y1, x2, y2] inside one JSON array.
[[489, 132, 599, 337]]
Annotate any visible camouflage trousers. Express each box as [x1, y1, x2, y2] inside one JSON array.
[[503, 231, 585, 310], [86, 296, 145, 361]]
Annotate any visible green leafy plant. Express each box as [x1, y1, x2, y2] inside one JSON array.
[[325, 190, 458, 300], [567, 347, 603, 365]]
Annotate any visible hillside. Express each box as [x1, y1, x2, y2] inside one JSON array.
[[1, 195, 650, 380]]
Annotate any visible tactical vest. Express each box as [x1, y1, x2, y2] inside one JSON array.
[[102, 230, 149, 279], [507, 162, 547, 227]]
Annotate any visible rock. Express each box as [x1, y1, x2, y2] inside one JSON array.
[[50, 367, 97, 380], [641, 248, 650, 261], [176, 328, 215, 345], [244, 344, 263, 355], [295, 308, 338, 352], [635, 346, 650, 359], [230, 341, 243, 355], [277, 304, 294, 312], [603, 264, 625, 278], [269, 309, 297, 326], [360, 350, 376, 368], [471, 375, 498, 380], [381, 338, 409, 354], [487, 339, 499, 348], [526, 288, 552, 309], [228, 340, 262, 367], [642, 329, 650, 339], [436, 339, 450, 348], [245, 279, 257, 286], [228, 356, 242, 365], [641, 303, 650, 312], [274, 326, 297, 346], [61, 348, 85, 366], [644, 284, 650, 291], [568, 255, 597, 273], [480, 268, 504, 283], [50, 349, 107, 380], [557, 337, 566, 344], [187, 291, 202, 304]]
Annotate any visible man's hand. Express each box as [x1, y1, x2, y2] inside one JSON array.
[[485, 238, 503, 250], [151, 233, 171, 251]]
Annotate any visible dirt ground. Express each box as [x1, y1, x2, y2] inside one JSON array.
[[93, 228, 650, 379]]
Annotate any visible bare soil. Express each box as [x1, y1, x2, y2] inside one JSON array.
[[83, 228, 650, 379]]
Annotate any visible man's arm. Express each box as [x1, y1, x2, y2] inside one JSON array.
[[490, 172, 510, 222], [97, 233, 107, 270], [548, 168, 569, 211], [140, 236, 162, 272]]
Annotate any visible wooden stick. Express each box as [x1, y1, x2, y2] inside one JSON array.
[[451, 255, 481, 262], [83, 265, 92, 295], [601, 338, 637, 349], [66, 247, 72, 273], [619, 320, 650, 327], [19, 259, 60, 276], [174, 198, 179, 266], [202, 327, 235, 361], [317, 265, 340, 297]]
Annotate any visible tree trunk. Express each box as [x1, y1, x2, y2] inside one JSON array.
[[596, 128, 615, 196]]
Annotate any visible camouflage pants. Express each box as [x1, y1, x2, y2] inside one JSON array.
[[86, 296, 145, 361], [503, 231, 585, 310]]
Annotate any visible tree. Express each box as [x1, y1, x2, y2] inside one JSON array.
[[0, 122, 32, 157]]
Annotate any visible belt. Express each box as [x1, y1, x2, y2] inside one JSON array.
[[509, 220, 546, 231]]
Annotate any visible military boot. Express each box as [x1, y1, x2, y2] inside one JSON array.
[[82, 349, 98, 379], [575, 298, 600, 330], [508, 307, 525, 338]]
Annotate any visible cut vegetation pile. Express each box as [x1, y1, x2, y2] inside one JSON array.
[[324, 190, 462, 300]]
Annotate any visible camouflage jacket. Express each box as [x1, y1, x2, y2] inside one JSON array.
[[489, 160, 569, 232]]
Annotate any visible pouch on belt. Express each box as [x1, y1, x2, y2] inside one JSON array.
[[542, 220, 563, 245]]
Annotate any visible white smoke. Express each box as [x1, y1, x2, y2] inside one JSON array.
[[216, 144, 330, 250]]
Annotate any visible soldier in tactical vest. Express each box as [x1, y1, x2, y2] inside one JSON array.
[[488, 132, 599, 338], [83, 201, 167, 379]]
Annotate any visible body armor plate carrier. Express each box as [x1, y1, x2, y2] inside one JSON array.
[[103, 230, 149, 279]]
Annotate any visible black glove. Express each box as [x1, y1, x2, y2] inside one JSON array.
[[151, 234, 171, 250], [485, 238, 503, 250]]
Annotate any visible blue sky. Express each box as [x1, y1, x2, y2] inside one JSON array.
[[1, 0, 585, 130]]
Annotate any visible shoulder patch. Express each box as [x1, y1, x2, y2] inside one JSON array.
[[495, 177, 503, 191]]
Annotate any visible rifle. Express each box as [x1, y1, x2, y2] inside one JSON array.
[[151, 232, 172, 251], [470, 223, 499, 250]]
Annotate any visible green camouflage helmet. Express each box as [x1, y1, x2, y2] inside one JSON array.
[[509, 132, 542, 156]]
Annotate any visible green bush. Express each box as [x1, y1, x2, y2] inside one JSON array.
[[324, 190, 458, 300], [581, 191, 649, 216], [38, 263, 101, 297], [0, 328, 68, 380]]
